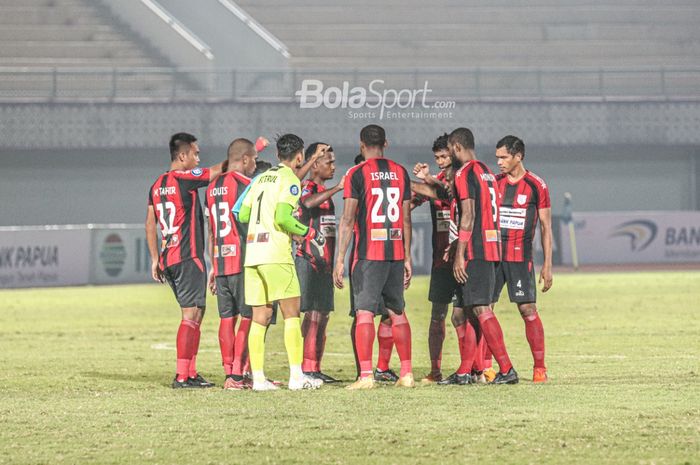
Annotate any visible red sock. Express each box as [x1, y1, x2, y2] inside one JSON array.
[[478, 310, 513, 374], [472, 334, 485, 372], [376, 319, 393, 372], [316, 316, 329, 372], [176, 319, 197, 381], [232, 317, 251, 376], [483, 342, 493, 369], [523, 312, 546, 368], [188, 321, 201, 378], [455, 321, 476, 375], [355, 312, 375, 378], [350, 317, 360, 378], [391, 313, 412, 377], [302, 312, 319, 372], [218, 316, 236, 375], [428, 319, 445, 373]]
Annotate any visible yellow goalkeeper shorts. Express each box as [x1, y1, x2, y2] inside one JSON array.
[[244, 263, 301, 306]]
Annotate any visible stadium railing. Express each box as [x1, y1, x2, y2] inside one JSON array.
[[0, 66, 698, 103]]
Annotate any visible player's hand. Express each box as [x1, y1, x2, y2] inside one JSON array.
[[291, 234, 305, 244], [413, 163, 430, 180], [539, 266, 553, 292], [333, 261, 344, 289], [403, 259, 412, 289], [453, 255, 468, 284], [255, 136, 270, 153], [311, 143, 329, 162], [443, 241, 457, 262], [335, 175, 346, 191], [151, 261, 164, 283], [208, 270, 217, 295]]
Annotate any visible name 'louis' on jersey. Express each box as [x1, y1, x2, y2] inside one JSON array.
[[454, 160, 501, 262], [496, 171, 550, 262], [148, 168, 210, 270], [343, 158, 411, 262], [205, 171, 250, 276]]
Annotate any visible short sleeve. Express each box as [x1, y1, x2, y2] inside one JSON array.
[[346, 167, 363, 200], [454, 167, 469, 201], [537, 180, 551, 209], [300, 180, 317, 203], [173, 168, 210, 190]]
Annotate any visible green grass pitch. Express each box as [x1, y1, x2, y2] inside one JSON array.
[[1, 271, 699, 465]]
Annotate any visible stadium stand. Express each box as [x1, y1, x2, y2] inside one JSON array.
[[236, 0, 700, 68], [0, 0, 181, 98]]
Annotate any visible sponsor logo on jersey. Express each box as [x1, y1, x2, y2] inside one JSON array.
[[371, 228, 388, 241], [256, 233, 270, 243], [191, 168, 203, 177], [221, 245, 237, 257], [390, 228, 403, 240], [290, 185, 300, 196], [484, 229, 500, 243], [500, 216, 526, 230], [500, 207, 527, 217]]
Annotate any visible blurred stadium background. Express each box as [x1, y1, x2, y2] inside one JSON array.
[[1, 0, 699, 288]]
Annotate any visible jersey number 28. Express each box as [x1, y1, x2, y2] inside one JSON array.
[[371, 187, 400, 223]]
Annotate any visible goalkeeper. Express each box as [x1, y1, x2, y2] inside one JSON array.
[[238, 134, 328, 391]]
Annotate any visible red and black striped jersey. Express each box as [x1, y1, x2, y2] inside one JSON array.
[[205, 171, 250, 276], [411, 171, 456, 269], [148, 168, 210, 269], [295, 180, 336, 271], [343, 157, 411, 262], [496, 171, 550, 262], [454, 160, 501, 262]]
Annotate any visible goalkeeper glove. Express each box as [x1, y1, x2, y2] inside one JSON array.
[[305, 227, 326, 262]]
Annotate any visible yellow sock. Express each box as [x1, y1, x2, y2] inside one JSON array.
[[284, 317, 303, 369], [248, 321, 267, 380]]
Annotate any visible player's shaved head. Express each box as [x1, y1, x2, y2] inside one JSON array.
[[227, 138, 255, 162], [360, 124, 386, 148], [448, 127, 475, 150], [496, 135, 525, 160]]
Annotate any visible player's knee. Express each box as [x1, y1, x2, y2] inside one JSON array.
[[356, 311, 374, 325], [472, 305, 491, 317], [389, 311, 409, 326], [431, 303, 448, 321], [519, 303, 537, 318]]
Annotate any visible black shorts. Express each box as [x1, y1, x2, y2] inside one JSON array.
[[163, 258, 207, 308], [295, 256, 334, 313], [215, 273, 252, 319], [351, 259, 405, 315], [348, 276, 388, 317], [429, 266, 459, 305], [454, 259, 496, 308], [493, 260, 537, 304]]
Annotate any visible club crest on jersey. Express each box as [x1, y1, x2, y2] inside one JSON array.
[[517, 194, 528, 205], [191, 168, 203, 177], [290, 185, 300, 196]]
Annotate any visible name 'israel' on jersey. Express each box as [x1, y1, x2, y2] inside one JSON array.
[[148, 168, 210, 269], [496, 171, 550, 262], [454, 160, 501, 262], [343, 158, 411, 262], [205, 171, 251, 276], [242, 164, 301, 267]]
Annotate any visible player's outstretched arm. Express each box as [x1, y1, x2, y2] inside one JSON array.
[[410, 180, 439, 200], [453, 198, 475, 284], [302, 175, 345, 209], [333, 198, 357, 289], [402, 199, 412, 289], [274, 203, 310, 236], [145, 205, 163, 283], [207, 160, 227, 182], [539, 207, 553, 292]]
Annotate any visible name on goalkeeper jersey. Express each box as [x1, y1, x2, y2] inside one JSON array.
[[370, 171, 399, 181]]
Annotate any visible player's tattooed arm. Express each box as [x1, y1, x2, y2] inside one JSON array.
[[333, 197, 358, 289], [538, 207, 553, 292], [402, 199, 412, 289], [453, 198, 475, 284], [145, 205, 164, 283]]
